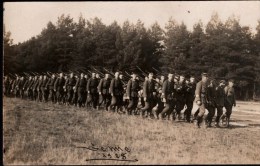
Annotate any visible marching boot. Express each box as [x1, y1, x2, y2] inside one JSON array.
[[197, 116, 203, 128]]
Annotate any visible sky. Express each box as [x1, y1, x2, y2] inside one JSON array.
[[4, 1, 260, 44]]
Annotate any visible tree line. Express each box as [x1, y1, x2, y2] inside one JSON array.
[[4, 12, 260, 100]]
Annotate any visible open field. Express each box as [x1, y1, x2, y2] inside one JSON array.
[[3, 97, 260, 165]]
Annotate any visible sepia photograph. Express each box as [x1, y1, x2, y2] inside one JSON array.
[[3, 1, 260, 165]]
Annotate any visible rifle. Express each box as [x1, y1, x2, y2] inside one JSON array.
[[103, 68, 115, 77]]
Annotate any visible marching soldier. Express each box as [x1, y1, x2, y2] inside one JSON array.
[[109, 72, 124, 112], [221, 79, 236, 127], [126, 72, 141, 115], [141, 72, 156, 118], [194, 73, 209, 128], [215, 80, 226, 127], [72, 74, 79, 106], [98, 73, 111, 111], [23, 76, 32, 99], [87, 73, 99, 110], [158, 73, 175, 120], [41, 75, 49, 102], [47, 74, 57, 104], [67, 72, 76, 105], [31, 76, 39, 101], [205, 79, 217, 127], [183, 76, 196, 123], [37, 75, 43, 102], [175, 75, 186, 120], [76, 73, 87, 107], [54, 72, 65, 104]]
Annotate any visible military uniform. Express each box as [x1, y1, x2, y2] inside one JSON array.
[[126, 79, 141, 115], [98, 78, 111, 110], [54, 76, 65, 104], [67, 76, 76, 105], [76, 77, 87, 107], [141, 79, 156, 117], [159, 79, 175, 120], [109, 78, 124, 112], [215, 85, 225, 125], [47, 76, 57, 103], [223, 84, 236, 126], [183, 81, 196, 122], [175, 81, 186, 119], [87, 77, 99, 109], [194, 80, 208, 127], [41, 77, 49, 102], [205, 83, 216, 127]]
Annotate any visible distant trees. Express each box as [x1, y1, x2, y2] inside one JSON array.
[[3, 13, 260, 100]]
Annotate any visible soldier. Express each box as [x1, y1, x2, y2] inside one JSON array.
[[37, 75, 43, 102], [215, 80, 226, 127], [63, 74, 69, 104], [87, 73, 99, 110], [83, 74, 89, 106], [152, 75, 165, 119], [12, 75, 20, 98], [126, 72, 141, 115], [221, 79, 236, 127], [194, 73, 209, 128], [109, 72, 124, 112], [47, 74, 57, 104], [76, 73, 87, 107], [66, 72, 76, 105], [175, 75, 186, 120], [158, 73, 175, 120], [23, 76, 32, 99], [4, 76, 11, 96], [41, 75, 49, 102], [183, 76, 196, 122], [72, 74, 79, 106], [32, 76, 39, 101], [205, 79, 217, 127], [54, 72, 66, 104], [17, 76, 26, 99], [98, 73, 111, 111], [141, 72, 156, 118]]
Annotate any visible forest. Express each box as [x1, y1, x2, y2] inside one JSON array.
[[3, 13, 260, 100]]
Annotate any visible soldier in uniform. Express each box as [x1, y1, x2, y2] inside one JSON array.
[[194, 73, 209, 128], [54, 72, 65, 104], [23, 76, 32, 99], [183, 76, 196, 122], [221, 79, 236, 127], [215, 80, 226, 127], [66, 72, 76, 105], [47, 74, 57, 104], [109, 72, 124, 112], [141, 72, 156, 118], [158, 73, 175, 120], [76, 73, 87, 107], [205, 79, 217, 127], [41, 75, 49, 102], [175, 75, 186, 120], [36, 75, 43, 102], [98, 73, 111, 111], [72, 74, 79, 106], [126, 72, 141, 115], [87, 73, 99, 110]]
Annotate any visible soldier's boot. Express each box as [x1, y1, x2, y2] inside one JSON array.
[[227, 117, 230, 128]]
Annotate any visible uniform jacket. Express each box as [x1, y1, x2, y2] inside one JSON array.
[[143, 79, 156, 100], [162, 80, 174, 100], [195, 80, 208, 103], [87, 77, 99, 94], [98, 78, 111, 95], [215, 86, 225, 107], [224, 85, 236, 106], [126, 79, 140, 98], [110, 78, 124, 96]]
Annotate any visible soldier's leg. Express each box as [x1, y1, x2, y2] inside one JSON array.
[[110, 96, 117, 111], [127, 99, 134, 115], [197, 104, 206, 128], [141, 101, 150, 117], [206, 106, 215, 127], [215, 106, 223, 126], [92, 93, 98, 109], [105, 95, 111, 111], [225, 105, 233, 127], [159, 102, 170, 120], [185, 100, 193, 122]]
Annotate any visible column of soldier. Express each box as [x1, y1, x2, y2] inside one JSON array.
[[3, 70, 236, 128]]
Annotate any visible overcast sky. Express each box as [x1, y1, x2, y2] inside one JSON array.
[[4, 1, 260, 44]]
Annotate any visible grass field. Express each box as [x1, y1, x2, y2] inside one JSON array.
[[3, 97, 260, 165]]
